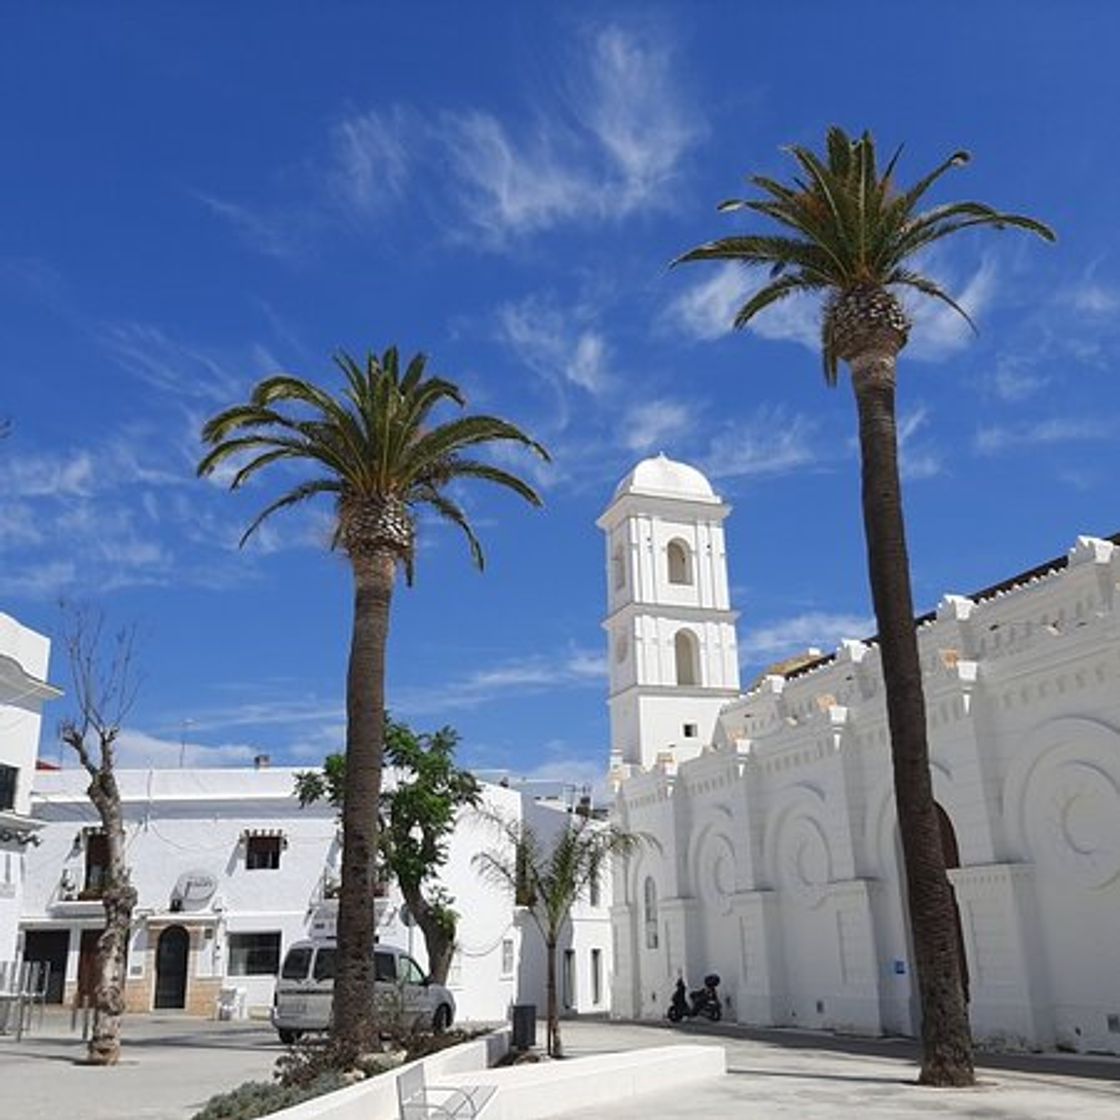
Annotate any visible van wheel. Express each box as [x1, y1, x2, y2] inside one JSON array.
[[432, 1005, 452, 1034], [278, 1029, 302, 1045]]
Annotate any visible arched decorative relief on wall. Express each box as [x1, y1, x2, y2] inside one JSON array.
[[763, 784, 833, 909], [686, 807, 736, 917], [626, 836, 665, 907], [865, 758, 956, 878], [1002, 717, 1120, 891]]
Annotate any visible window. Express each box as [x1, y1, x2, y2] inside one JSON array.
[[683, 723, 698, 739], [612, 545, 626, 591], [643, 877, 659, 950], [374, 951, 397, 983], [246, 834, 282, 870], [281, 947, 312, 980], [589, 863, 602, 907], [591, 948, 602, 1005], [562, 949, 575, 1009], [501, 938, 514, 977], [0, 764, 17, 812], [83, 831, 109, 897], [674, 629, 700, 687], [227, 932, 281, 976], [313, 948, 336, 981], [397, 955, 426, 985], [666, 539, 693, 586]]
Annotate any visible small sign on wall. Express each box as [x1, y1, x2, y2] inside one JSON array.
[[893, 959, 907, 975]]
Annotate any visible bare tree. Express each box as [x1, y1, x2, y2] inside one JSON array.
[[58, 607, 141, 1066]]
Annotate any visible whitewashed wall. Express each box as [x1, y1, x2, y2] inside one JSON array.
[[0, 613, 58, 966], [611, 532, 1120, 1054]]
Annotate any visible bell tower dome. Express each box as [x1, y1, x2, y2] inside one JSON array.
[[597, 454, 740, 768]]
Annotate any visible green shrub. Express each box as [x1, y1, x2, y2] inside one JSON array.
[[190, 1071, 349, 1120]]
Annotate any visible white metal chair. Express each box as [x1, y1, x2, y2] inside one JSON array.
[[396, 1062, 495, 1119]]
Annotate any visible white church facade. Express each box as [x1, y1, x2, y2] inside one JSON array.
[[604, 455, 1120, 1055]]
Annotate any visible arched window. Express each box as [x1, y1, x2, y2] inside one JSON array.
[[666, 538, 693, 586], [612, 545, 626, 591], [643, 876, 659, 949], [674, 628, 700, 687]]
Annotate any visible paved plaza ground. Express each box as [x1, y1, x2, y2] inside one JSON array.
[[1, 1011, 1118, 1118]]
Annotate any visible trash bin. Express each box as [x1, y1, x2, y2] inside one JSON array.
[[511, 1003, 536, 1050]]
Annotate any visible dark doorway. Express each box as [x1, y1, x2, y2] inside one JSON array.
[[22, 929, 70, 1003], [935, 803, 970, 1004], [155, 926, 189, 1009], [77, 929, 103, 1005]]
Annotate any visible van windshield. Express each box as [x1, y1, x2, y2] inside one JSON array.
[[280, 947, 312, 980], [313, 948, 336, 981]]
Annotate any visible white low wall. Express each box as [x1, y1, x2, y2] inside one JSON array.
[[268, 1033, 725, 1120], [449, 1043, 725, 1120]]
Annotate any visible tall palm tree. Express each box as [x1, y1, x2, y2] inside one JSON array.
[[473, 809, 639, 1058], [198, 347, 548, 1058], [676, 127, 1053, 1087]]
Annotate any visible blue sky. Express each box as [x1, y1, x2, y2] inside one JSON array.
[[3, 3, 1119, 789]]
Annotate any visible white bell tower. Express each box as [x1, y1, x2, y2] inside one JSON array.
[[597, 454, 741, 769]]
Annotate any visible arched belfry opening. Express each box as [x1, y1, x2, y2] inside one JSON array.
[[674, 628, 700, 686], [666, 538, 693, 586]]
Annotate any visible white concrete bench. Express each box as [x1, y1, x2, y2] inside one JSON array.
[[396, 1062, 496, 1119]]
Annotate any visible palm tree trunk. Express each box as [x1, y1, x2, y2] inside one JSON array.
[[546, 936, 561, 1058], [333, 549, 396, 1059], [851, 353, 974, 1087]]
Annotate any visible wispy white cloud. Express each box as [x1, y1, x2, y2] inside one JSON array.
[[974, 416, 1117, 455], [113, 728, 262, 769], [1058, 281, 1120, 316], [667, 263, 819, 349], [195, 193, 305, 260], [496, 295, 612, 407], [99, 321, 245, 402], [905, 256, 997, 362], [441, 24, 703, 246], [621, 399, 694, 453], [327, 106, 412, 219], [739, 611, 874, 665], [897, 405, 943, 480], [988, 354, 1050, 402], [702, 406, 819, 480], [394, 648, 606, 716]]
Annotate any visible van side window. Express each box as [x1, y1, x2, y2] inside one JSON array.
[[374, 951, 396, 982], [312, 948, 336, 981], [398, 956, 425, 985], [281, 947, 312, 980]]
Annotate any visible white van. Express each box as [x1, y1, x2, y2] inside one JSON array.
[[272, 940, 456, 1044]]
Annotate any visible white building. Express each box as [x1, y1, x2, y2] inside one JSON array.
[[21, 765, 613, 1021], [606, 454, 1120, 1055], [0, 614, 60, 967]]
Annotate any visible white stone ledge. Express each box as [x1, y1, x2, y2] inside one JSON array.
[[453, 1043, 727, 1120], [262, 1035, 725, 1120]]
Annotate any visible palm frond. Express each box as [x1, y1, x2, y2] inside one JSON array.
[[237, 479, 340, 548]]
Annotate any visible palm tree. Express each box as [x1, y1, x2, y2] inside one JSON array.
[[473, 808, 639, 1058], [676, 127, 1053, 1087], [198, 347, 548, 1058]]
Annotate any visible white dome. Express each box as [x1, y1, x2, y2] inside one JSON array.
[[614, 453, 717, 502]]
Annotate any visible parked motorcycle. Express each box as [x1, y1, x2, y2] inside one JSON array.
[[666, 974, 722, 1022]]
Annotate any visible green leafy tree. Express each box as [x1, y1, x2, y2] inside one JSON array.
[[473, 810, 639, 1058], [295, 719, 481, 985], [199, 347, 547, 1058], [676, 127, 1053, 1087]]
